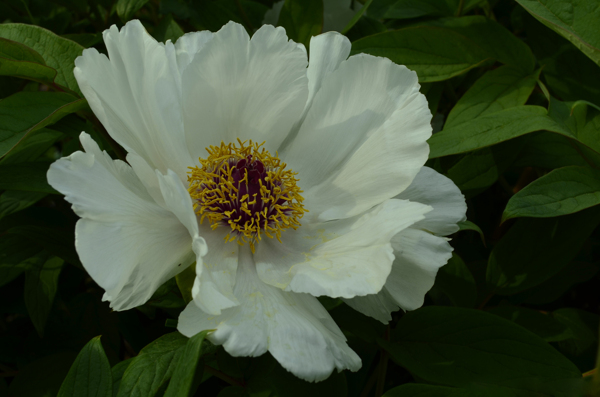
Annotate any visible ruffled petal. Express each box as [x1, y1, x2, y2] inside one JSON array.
[[74, 20, 192, 179], [47, 133, 202, 311], [181, 22, 308, 157], [395, 167, 467, 236], [173, 30, 213, 74], [346, 228, 454, 322], [282, 54, 431, 221], [178, 248, 361, 382], [254, 199, 432, 299], [191, 225, 240, 315]]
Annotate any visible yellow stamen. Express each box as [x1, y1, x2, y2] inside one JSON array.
[[188, 139, 306, 253]]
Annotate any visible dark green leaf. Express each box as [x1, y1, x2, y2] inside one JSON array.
[[514, 131, 595, 169], [547, 98, 600, 155], [445, 66, 540, 129], [146, 277, 185, 309], [516, 0, 600, 65], [278, 0, 323, 48], [164, 330, 212, 397], [0, 162, 57, 193], [503, 166, 600, 221], [429, 106, 567, 158], [0, 233, 43, 287], [340, 0, 373, 35], [369, 0, 484, 20], [381, 307, 581, 394], [457, 220, 484, 241], [553, 309, 599, 356], [515, 261, 598, 305], [0, 190, 47, 219], [0, 38, 57, 84], [1, 128, 63, 165], [0, 91, 87, 158], [57, 336, 112, 397], [111, 359, 133, 397], [429, 254, 477, 308], [351, 26, 490, 83], [153, 14, 185, 43], [24, 254, 63, 336], [8, 352, 77, 397], [383, 383, 526, 396], [116, 0, 150, 22], [116, 332, 188, 397], [0, 24, 85, 94], [487, 207, 600, 295], [352, 16, 534, 82], [176, 263, 195, 305], [8, 224, 79, 267], [487, 305, 571, 342]]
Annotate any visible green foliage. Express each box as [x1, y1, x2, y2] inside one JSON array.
[[2, 0, 600, 396], [58, 336, 112, 397]]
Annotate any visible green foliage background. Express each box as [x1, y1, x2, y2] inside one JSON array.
[[1, 0, 600, 396]]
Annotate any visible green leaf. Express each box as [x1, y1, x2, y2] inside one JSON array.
[[0, 38, 57, 84], [383, 383, 527, 396], [515, 261, 598, 305], [8, 352, 77, 397], [457, 220, 484, 241], [429, 16, 536, 73], [547, 98, 600, 155], [503, 166, 600, 221], [8, 225, 79, 266], [340, 0, 373, 35], [116, 332, 188, 397], [0, 190, 47, 219], [116, 0, 150, 22], [351, 26, 490, 83], [0, 91, 87, 158], [429, 106, 567, 158], [57, 336, 112, 397], [429, 254, 477, 308], [24, 254, 63, 336], [0, 24, 85, 94], [486, 207, 600, 295], [515, 131, 595, 169], [446, 139, 525, 195], [487, 305, 571, 342], [176, 262, 196, 305], [164, 330, 212, 397], [146, 277, 185, 309], [516, 0, 600, 66], [0, 162, 57, 193], [380, 307, 581, 394], [369, 0, 484, 20], [0, 233, 43, 287], [553, 309, 599, 356], [352, 16, 535, 82], [278, 0, 323, 49], [1, 128, 63, 165], [112, 359, 133, 397], [445, 66, 540, 129], [153, 14, 185, 43]]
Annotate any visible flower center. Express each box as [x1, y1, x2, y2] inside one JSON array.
[[188, 139, 305, 252]]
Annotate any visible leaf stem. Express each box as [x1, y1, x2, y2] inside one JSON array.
[[375, 326, 390, 396], [455, 0, 465, 16]]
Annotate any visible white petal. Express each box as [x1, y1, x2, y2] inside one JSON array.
[[342, 289, 399, 323], [396, 167, 467, 236], [254, 199, 432, 299], [178, 248, 361, 382], [74, 20, 192, 180], [181, 22, 308, 156], [173, 30, 213, 74], [191, 226, 239, 315], [47, 133, 198, 310], [262, 1, 284, 25], [344, 228, 454, 321], [387, 228, 454, 311], [282, 54, 431, 221]]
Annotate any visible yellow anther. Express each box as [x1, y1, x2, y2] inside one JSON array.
[[188, 140, 306, 249]]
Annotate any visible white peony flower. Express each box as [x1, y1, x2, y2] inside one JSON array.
[[47, 20, 466, 381]]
